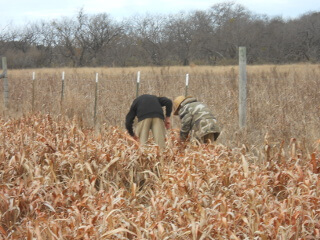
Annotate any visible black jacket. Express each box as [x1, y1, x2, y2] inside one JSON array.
[[125, 94, 172, 136]]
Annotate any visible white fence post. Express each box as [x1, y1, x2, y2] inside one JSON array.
[[239, 47, 247, 129], [185, 73, 189, 96], [136, 71, 140, 98]]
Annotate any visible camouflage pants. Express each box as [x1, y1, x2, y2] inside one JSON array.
[[191, 118, 220, 143]]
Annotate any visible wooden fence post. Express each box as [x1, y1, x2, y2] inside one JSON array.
[[94, 73, 98, 127], [1, 57, 8, 110], [136, 71, 140, 98], [239, 47, 247, 129]]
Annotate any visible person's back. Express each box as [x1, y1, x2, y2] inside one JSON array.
[[126, 94, 172, 148], [134, 94, 167, 121], [174, 96, 220, 143]]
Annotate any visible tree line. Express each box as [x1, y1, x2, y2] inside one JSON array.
[[1, 2, 320, 68]]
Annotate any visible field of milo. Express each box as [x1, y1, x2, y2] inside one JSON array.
[[0, 64, 319, 239]]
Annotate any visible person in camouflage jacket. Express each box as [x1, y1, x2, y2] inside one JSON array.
[[173, 96, 220, 144]]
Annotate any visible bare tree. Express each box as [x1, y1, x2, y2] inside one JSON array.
[[0, 24, 11, 54], [106, 23, 139, 67], [86, 13, 123, 66], [208, 2, 253, 62], [165, 12, 197, 65], [295, 12, 320, 61], [187, 10, 219, 64], [9, 24, 39, 54], [30, 21, 57, 66], [129, 14, 169, 65], [52, 10, 123, 67], [1, 3, 319, 68], [52, 9, 91, 67]]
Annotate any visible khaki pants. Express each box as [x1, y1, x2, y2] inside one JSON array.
[[135, 118, 166, 149]]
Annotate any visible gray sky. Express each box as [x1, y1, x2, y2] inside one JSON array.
[[2, 0, 320, 27]]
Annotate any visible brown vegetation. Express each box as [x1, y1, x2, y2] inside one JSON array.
[[0, 64, 319, 238], [0, 113, 319, 239], [1, 64, 319, 151]]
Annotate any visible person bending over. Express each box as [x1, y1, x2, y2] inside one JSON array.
[[173, 96, 220, 144], [126, 94, 172, 149]]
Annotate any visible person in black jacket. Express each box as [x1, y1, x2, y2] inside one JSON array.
[[125, 94, 172, 149]]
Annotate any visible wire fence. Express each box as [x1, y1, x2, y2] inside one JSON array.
[[1, 66, 319, 151], [1, 70, 237, 130]]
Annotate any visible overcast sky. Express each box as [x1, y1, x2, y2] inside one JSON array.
[[2, 0, 320, 27]]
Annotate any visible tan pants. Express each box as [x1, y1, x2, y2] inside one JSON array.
[[135, 118, 166, 149]]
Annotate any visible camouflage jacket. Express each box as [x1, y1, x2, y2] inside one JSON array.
[[178, 97, 220, 141]]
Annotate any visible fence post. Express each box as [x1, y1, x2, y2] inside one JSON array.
[[32, 72, 35, 112], [93, 73, 98, 127], [239, 47, 247, 129], [1, 57, 8, 110], [136, 71, 140, 98], [60, 71, 65, 112], [185, 73, 189, 96]]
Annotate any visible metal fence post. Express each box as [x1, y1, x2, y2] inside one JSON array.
[[185, 73, 189, 96], [136, 71, 140, 98], [94, 73, 98, 127], [61, 71, 65, 112], [239, 47, 247, 129]]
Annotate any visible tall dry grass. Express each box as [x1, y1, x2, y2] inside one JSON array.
[[1, 64, 320, 153], [0, 114, 319, 239]]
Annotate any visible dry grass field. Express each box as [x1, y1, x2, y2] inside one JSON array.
[[0, 114, 319, 239], [2, 64, 320, 151], [0, 64, 319, 238]]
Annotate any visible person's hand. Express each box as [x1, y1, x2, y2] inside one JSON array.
[[165, 117, 171, 129], [133, 135, 139, 142]]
